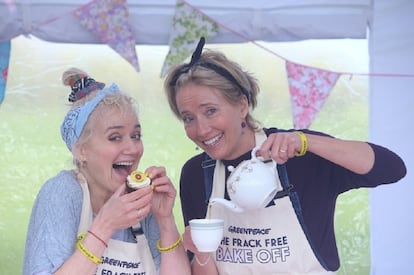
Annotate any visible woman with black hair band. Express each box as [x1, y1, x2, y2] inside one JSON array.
[[163, 38, 406, 274]]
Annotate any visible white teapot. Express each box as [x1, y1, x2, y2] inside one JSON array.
[[209, 146, 282, 212]]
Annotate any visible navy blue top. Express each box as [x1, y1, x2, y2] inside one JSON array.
[[179, 128, 406, 271]]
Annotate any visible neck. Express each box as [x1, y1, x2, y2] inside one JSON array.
[[76, 170, 109, 214]]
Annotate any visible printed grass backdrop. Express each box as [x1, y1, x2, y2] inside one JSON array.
[[0, 36, 369, 274]]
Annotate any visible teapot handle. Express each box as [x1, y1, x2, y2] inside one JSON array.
[[251, 146, 260, 161], [251, 146, 277, 169]]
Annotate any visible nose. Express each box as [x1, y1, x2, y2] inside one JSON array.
[[195, 117, 211, 137], [124, 138, 143, 155]]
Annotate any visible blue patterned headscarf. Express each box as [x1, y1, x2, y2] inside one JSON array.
[[60, 83, 120, 151]]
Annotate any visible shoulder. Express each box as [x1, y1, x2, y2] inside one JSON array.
[[24, 171, 83, 274], [37, 170, 82, 202], [183, 152, 204, 168], [32, 170, 83, 219], [181, 152, 205, 176]]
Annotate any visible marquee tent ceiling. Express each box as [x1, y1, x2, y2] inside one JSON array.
[[0, 0, 371, 44]]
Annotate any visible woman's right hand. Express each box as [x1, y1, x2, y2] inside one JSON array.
[[92, 183, 153, 240]]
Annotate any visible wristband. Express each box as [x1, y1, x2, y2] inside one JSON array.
[[76, 233, 103, 264], [294, 131, 308, 157], [157, 235, 183, 252]]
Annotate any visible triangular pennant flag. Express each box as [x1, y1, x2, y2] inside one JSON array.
[[72, 0, 140, 72], [0, 41, 11, 104], [160, 0, 219, 77], [286, 61, 340, 129]]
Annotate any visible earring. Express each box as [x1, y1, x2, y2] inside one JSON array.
[[75, 159, 87, 169], [241, 121, 246, 128]]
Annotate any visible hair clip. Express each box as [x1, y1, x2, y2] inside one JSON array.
[[68, 76, 105, 102]]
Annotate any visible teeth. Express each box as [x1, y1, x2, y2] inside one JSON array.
[[114, 161, 133, 166], [204, 135, 221, 146]]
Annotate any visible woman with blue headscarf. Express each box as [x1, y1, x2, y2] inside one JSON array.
[[23, 68, 190, 275]]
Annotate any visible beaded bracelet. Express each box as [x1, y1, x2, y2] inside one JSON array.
[[87, 230, 108, 247], [76, 233, 103, 264], [294, 131, 308, 157], [156, 235, 183, 252]]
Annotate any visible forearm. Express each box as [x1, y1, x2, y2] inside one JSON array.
[[54, 231, 107, 275], [306, 134, 374, 174], [54, 214, 114, 275], [157, 215, 191, 275]]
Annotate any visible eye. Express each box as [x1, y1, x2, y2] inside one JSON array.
[[182, 115, 194, 125], [132, 132, 142, 140], [206, 107, 217, 116], [108, 133, 122, 142]]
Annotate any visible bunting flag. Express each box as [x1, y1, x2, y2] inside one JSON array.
[[72, 0, 140, 72], [4, 0, 17, 12], [160, 0, 219, 77], [0, 41, 10, 104], [286, 61, 340, 129]]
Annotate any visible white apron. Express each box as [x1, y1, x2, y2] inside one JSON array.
[[77, 176, 157, 275], [206, 130, 335, 275]]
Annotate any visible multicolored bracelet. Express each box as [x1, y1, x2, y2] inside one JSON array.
[[294, 131, 308, 157], [87, 230, 108, 247], [76, 233, 103, 264], [156, 235, 183, 252]]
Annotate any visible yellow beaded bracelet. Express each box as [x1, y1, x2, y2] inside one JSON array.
[[76, 233, 103, 264], [294, 131, 308, 157], [156, 235, 183, 252]]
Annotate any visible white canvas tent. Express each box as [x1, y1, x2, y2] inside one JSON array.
[[1, 0, 371, 44], [1, 0, 413, 274]]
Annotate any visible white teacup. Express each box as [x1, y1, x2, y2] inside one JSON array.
[[189, 218, 224, 252]]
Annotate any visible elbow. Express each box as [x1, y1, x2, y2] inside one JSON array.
[[376, 153, 407, 184], [392, 159, 407, 183], [366, 143, 407, 184]]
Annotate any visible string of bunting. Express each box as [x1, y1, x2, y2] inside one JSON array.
[[1, 0, 414, 127]]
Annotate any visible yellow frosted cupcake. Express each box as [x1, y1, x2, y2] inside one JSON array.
[[126, 171, 151, 192]]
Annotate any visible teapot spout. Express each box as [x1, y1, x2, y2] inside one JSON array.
[[209, 198, 244, 213]]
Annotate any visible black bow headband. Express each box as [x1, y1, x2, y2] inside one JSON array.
[[169, 37, 252, 103]]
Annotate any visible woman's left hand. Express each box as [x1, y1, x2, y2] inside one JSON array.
[[259, 132, 302, 164], [145, 166, 176, 218]]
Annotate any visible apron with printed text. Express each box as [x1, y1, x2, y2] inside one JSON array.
[[77, 176, 157, 275], [205, 130, 335, 275]]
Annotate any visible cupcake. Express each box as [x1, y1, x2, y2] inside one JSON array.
[[126, 171, 151, 192]]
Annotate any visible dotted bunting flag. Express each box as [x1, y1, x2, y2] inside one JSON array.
[[72, 0, 140, 72], [286, 61, 340, 129]]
